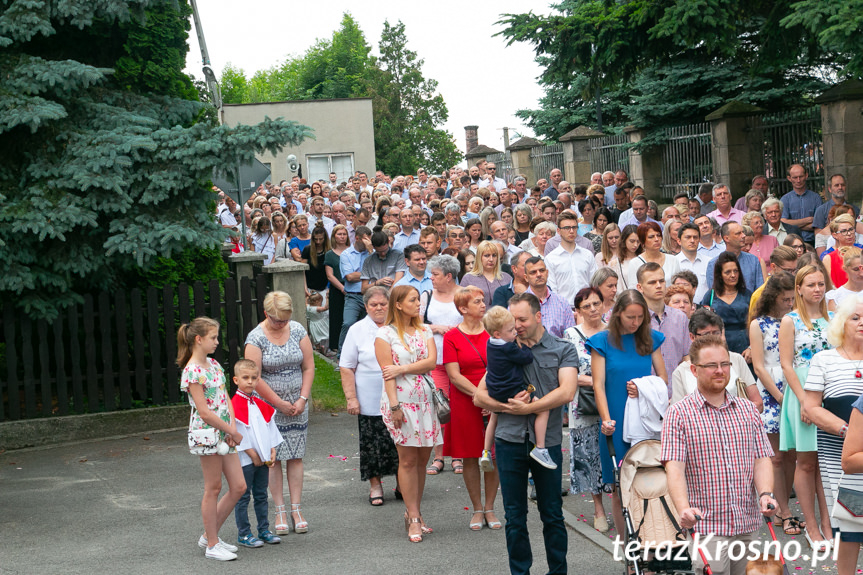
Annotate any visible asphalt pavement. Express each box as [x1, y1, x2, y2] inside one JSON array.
[[0, 411, 623, 575]]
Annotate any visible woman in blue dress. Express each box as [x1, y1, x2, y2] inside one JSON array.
[[701, 252, 752, 357], [587, 289, 667, 537]]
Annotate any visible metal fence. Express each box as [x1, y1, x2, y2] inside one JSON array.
[[750, 106, 823, 197], [529, 143, 564, 182], [659, 123, 714, 200], [588, 133, 630, 176], [486, 151, 515, 185]]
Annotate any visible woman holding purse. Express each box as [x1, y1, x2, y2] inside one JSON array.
[[375, 285, 441, 543], [564, 287, 610, 532], [805, 294, 863, 574]]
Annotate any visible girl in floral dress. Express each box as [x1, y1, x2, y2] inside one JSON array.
[[375, 285, 441, 543], [178, 317, 246, 561], [779, 266, 835, 551], [750, 272, 799, 534]]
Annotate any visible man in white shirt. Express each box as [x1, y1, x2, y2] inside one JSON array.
[[545, 212, 597, 307], [480, 162, 507, 192], [306, 196, 335, 235], [675, 223, 710, 302], [694, 214, 723, 260]]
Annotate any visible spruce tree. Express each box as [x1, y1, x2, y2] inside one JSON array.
[[0, 1, 312, 319]]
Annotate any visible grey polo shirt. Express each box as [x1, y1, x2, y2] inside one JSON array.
[[360, 248, 407, 283], [494, 330, 579, 447]]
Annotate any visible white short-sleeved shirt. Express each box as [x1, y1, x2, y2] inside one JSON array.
[[339, 316, 386, 416], [235, 401, 284, 467]]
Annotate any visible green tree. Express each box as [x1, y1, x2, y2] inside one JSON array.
[[371, 20, 461, 175], [0, 0, 313, 319], [500, 0, 850, 140]]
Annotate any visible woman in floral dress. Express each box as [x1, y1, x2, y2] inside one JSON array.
[[750, 272, 799, 534], [375, 285, 441, 543], [779, 266, 834, 550], [244, 291, 315, 536]]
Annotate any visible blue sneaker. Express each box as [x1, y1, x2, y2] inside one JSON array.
[[237, 534, 264, 548], [258, 530, 281, 545]]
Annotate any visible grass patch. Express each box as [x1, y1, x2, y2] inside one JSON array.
[[312, 354, 346, 412]]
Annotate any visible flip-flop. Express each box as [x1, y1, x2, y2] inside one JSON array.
[[426, 458, 445, 475]]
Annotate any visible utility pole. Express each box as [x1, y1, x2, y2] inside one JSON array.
[[189, 0, 222, 119], [502, 127, 511, 150]]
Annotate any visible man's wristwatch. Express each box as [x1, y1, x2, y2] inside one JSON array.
[[758, 491, 775, 499]]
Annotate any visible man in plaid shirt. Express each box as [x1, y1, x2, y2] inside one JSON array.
[[661, 335, 777, 575]]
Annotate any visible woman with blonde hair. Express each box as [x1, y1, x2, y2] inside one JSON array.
[[375, 285, 440, 542], [250, 216, 276, 265], [778, 265, 834, 551], [468, 197, 484, 220], [244, 291, 315, 536], [325, 224, 350, 354], [827, 247, 863, 309], [823, 214, 861, 288], [271, 211, 289, 248], [595, 223, 620, 268], [816, 204, 856, 256], [742, 210, 778, 262], [459, 240, 512, 308]]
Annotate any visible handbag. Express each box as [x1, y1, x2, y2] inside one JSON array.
[[571, 327, 598, 416], [831, 473, 863, 528], [735, 377, 748, 400], [187, 408, 220, 449], [424, 374, 451, 425]]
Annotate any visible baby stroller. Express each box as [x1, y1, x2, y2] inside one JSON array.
[[608, 437, 695, 575]]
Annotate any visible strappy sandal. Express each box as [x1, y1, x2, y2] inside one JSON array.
[[469, 509, 485, 531], [274, 504, 289, 535], [426, 458, 444, 475], [451, 458, 464, 474], [484, 509, 502, 530], [405, 516, 423, 543], [780, 515, 803, 536], [290, 503, 309, 533]]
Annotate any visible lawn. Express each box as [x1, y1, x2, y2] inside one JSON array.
[[311, 354, 346, 413]]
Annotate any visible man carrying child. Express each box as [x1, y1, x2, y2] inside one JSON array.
[[230, 359, 284, 548], [474, 292, 578, 575]]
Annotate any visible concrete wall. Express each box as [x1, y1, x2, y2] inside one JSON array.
[[221, 98, 375, 185]]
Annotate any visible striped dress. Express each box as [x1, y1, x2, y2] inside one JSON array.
[[804, 349, 863, 535]]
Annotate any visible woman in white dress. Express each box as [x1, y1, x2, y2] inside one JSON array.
[[376, 285, 441, 543]]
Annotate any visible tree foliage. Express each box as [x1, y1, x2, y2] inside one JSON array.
[[0, 0, 313, 319], [500, 0, 854, 141], [220, 13, 460, 174]]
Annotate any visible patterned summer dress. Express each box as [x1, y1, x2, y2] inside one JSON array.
[[378, 324, 443, 447], [755, 316, 784, 433], [779, 311, 833, 452], [564, 326, 610, 495], [181, 358, 233, 455], [245, 321, 310, 460]]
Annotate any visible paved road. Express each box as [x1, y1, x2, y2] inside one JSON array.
[[0, 411, 622, 575]]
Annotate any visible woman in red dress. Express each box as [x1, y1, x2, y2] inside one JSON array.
[[443, 286, 501, 531]]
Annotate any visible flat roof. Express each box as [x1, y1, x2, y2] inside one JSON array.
[[223, 97, 373, 107]]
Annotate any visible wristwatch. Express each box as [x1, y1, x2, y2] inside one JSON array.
[[390, 403, 402, 412], [758, 491, 775, 499]]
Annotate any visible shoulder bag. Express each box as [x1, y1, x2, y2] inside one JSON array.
[[404, 325, 449, 424], [571, 327, 598, 416], [187, 408, 220, 449]]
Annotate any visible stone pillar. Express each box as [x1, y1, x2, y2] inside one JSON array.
[[264, 259, 310, 328], [509, 148, 534, 186], [817, 80, 863, 206], [625, 126, 663, 198], [229, 251, 267, 281], [220, 242, 234, 264], [705, 101, 765, 200], [559, 126, 604, 185]]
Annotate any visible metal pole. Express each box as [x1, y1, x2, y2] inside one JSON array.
[[189, 0, 222, 115], [235, 169, 248, 250]]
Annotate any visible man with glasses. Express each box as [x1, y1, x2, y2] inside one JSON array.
[[445, 226, 467, 252], [663, 332, 774, 575], [416, 168, 429, 189], [747, 246, 798, 320], [761, 198, 802, 245], [545, 212, 597, 307], [481, 163, 507, 193]]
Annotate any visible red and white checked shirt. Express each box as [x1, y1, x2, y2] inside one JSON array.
[[660, 389, 773, 536]]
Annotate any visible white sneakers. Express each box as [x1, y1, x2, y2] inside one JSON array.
[[529, 447, 558, 469], [479, 449, 495, 472], [198, 535, 238, 560]]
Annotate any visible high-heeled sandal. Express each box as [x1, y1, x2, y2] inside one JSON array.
[[274, 504, 289, 535], [469, 509, 485, 531], [404, 512, 433, 535], [484, 509, 502, 530], [406, 516, 423, 543], [290, 503, 309, 534]]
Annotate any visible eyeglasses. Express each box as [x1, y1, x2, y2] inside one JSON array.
[[559, 226, 578, 232], [267, 315, 289, 326], [792, 244, 805, 251], [837, 229, 855, 236], [695, 362, 733, 371], [579, 301, 602, 310], [695, 330, 722, 337]]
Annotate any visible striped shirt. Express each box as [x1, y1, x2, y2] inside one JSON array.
[[661, 389, 773, 536], [526, 286, 575, 338]]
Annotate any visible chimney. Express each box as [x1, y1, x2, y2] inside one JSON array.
[[464, 125, 478, 153]]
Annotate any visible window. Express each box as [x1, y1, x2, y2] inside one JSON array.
[[306, 153, 354, 184]]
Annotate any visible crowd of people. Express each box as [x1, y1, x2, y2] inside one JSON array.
[[196, 163, 863, 574]]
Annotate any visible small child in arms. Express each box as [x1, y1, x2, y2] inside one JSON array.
[[480, 306, 556, 470]]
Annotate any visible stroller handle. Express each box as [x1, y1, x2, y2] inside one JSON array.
[[605, 434, 616, 459]]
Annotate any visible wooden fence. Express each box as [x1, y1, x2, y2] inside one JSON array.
[[0, 274, 269, 421]]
